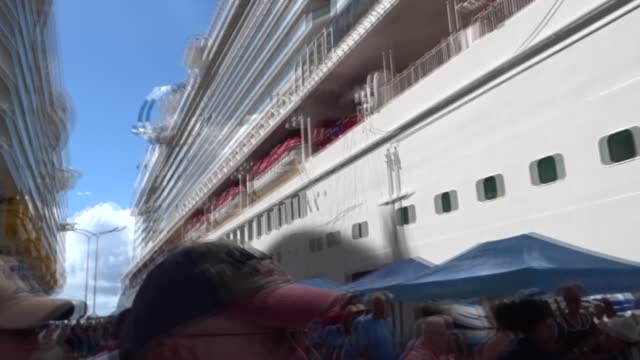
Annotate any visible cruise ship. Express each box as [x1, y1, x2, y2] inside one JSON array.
[[124, 0, 640, 304], [0, 0, 71, 294]]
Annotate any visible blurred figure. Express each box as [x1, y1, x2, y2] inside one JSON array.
[[120, 241, 344, 360], [314, 304, 365, 360], [356, 293, 396, 360], [477, 303, 514, 360], [0, 278, 75, 359], [591, 302, 606, 322], [556, 285, 599, 355], [600, 298, 618, 320], [559, 285, 592, 332], [495, 299, 561, 360], [402, 316, 456, 360]]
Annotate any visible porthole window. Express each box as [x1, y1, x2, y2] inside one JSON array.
[[273, 208, 281, 229], [352, 222, 369, 239], [239, 227, 246, 244], [397, 205, 416, 225], [326, 231, 341, 248], [292, 195, 300, 221], [300, 192, 308, 218], [476, 174, 505, 202], [530, 154, 566, 185], [266, 213, 272, 233], [256, 217, 263, 238], [435, 190, 459, 214], [309, 237, 324, 253], [247, 221, 254, 242], [600, 127, 639, 165], [280, 203, 289, 226]]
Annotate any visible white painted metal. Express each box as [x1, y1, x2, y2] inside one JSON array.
[[200, 0, 640, 283], [126, 0, 640, 289]]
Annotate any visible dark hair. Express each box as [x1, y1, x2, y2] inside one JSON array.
[[415, 303, 446, 319], [494, 299, 553, 333]]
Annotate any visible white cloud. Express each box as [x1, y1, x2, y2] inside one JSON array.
[[76, 191, 92, 196], [58, 203, 134, 316]]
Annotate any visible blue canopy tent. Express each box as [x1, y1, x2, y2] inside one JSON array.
[[296, 277, 342, 290], [341, 257, 433, 294], [389, 233, 640, 302]]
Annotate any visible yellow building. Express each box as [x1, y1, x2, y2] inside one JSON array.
[[0, 0, 71, 294]]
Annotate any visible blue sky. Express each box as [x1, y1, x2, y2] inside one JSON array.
[[57, 0, 217, 214], [55, 0, 217, 314]]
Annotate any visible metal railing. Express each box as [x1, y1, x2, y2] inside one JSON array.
[[131, 0, 399, 274], [379, 0, 535, 109]]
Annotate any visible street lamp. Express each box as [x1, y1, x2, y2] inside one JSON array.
[[91, 226, 126, 316], [61, 224, 126, 316]]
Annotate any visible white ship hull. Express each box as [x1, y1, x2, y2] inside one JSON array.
[[125, 0, 640, 298], [204, 0, 640, 283]]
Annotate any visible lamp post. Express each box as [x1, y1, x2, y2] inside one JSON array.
[[72, 230, 94, 306], [61, 224, 126, 316], [92, 226, 126, 316]]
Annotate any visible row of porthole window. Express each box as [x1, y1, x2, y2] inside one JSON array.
[[226, 193, 308, 244], [428, 127, 640, 216], [308, 228, 360, 255], [228, 127, 640, 247]]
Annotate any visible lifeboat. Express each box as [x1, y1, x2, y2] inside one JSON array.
[[248, 136, 302, 197]]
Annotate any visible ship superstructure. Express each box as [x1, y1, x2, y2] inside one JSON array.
[[0, 0, 72, 294], [125, 0, 640, 301]]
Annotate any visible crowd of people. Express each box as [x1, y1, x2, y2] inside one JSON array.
[[30, 312, 128, 359], [2, 240, 640, 359]]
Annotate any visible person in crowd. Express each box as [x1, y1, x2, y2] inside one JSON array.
[[356, 293, 396, 360], [554, 284, 606, 357], [0, 278, 75, 359], [495, 299, 563, 360], [335, 304, 367, 360], [477, 303, 514, 360], [401, 316, 456, 360], [591, 302, 606, 323], [558, 285, 593, 332], [600, 298, 618, 320], [120, 241, 345, 360]]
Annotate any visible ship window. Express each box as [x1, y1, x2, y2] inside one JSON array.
[[266, 213, 273, 233], [326, 231, 341, 248], [273, 208, 281, 229], [600, 128, 639, 164], [530, 154, 565, 185], [281, 202, 290, 225], [256, 217, 263, 238], [239, 227, 246, 244], [476, 174, 505, 202], [292, 195, 300, 221], [435, 190, 459, 214], [397, 205, 416, 225], [247, 221, 254, 242], [352, 222, 369, 239], [300, 192, 308, 218], [309, 237, 324, 253]]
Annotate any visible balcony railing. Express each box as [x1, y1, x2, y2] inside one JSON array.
[[378, 0, 535, 110], [132, 0, 400, 274], [166, 0, 398, 236]]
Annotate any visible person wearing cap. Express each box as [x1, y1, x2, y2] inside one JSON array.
[[0, 278, 75, 359], [121, 241, 344, 360]]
